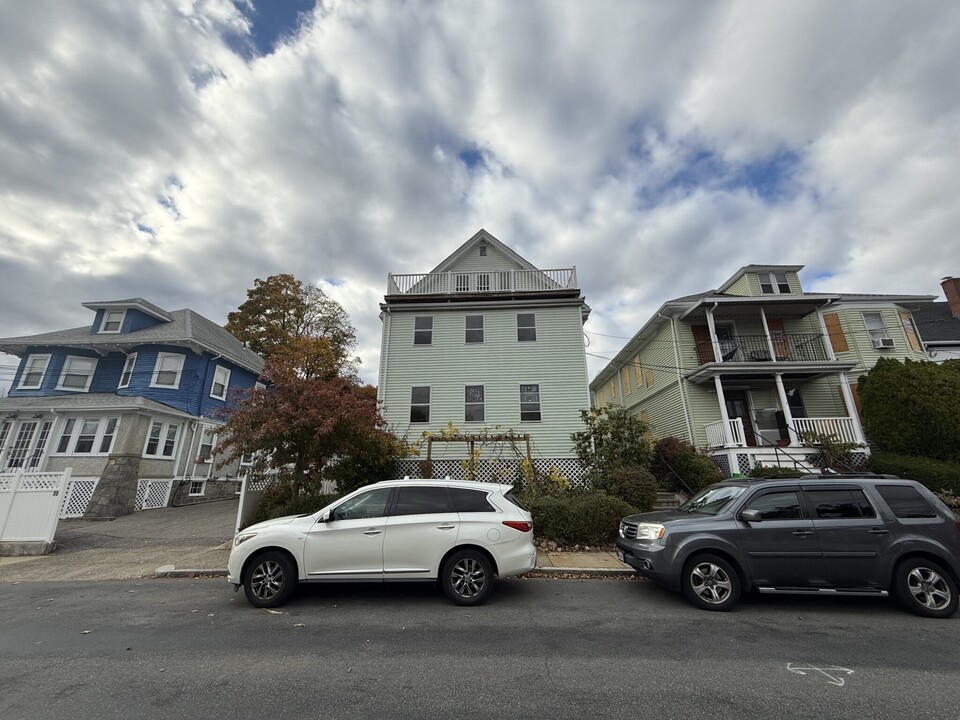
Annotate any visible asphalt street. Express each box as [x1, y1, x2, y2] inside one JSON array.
[[1, 576, 958, 720]]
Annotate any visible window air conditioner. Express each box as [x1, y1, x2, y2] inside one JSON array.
[[872, 337, 895, 349]]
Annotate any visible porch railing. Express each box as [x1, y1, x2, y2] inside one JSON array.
[[794, 417, 859, 444], [705, 418, 745, 448], [693, 333, 829, 365], [387, 268, 577, 295]]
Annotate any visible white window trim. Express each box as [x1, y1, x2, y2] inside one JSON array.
[[410, 385, 431, 424], [465, 315, 484, 344], [210, 365, 231, 400], [188, 479, 206, 496], [118, 352, 138, 389], [17, 353, 51, 390], [142, 419, 182, 459], [464, 384, 485, 423], [759, 272, 791, 295], [99, 309, 126, 333], [413, 316, 434, 346], [150, 352, 185, 389], [196, 427, 218, 464], [517, 313, 537, 342], [56, 355, 98, 392], [519, 383, 542, 422], [52, 416, 119, 456]]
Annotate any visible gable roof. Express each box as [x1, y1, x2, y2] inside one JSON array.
[[0, 308, 264, 374], [429, 228, 541, 274]]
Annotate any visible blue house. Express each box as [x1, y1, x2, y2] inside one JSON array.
[[0, 299, 265, 517]]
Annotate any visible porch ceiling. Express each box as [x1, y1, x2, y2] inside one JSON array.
[[686, 360, 858, 384], [681, 296, 834, 322]]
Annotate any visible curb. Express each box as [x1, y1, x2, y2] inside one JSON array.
[[153, 566, 634, 579]]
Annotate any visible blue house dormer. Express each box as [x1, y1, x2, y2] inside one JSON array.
[[83, 298, 173, 336]]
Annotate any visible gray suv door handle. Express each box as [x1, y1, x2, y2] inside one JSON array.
[[436, 524, 457, 530], [792, 530, 813, 537], [868, 528, 890, 535], [362, 529, 383, 536]]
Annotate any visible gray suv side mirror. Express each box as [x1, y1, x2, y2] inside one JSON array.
[[739, 509, 762, 523]]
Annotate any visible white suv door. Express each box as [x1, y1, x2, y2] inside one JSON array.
[[303, 486, 392, 579], [383, 485, 460, 579]]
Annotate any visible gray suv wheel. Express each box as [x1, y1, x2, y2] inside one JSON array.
[[894, 558, 959, 619], [682, 554, 741, 611]]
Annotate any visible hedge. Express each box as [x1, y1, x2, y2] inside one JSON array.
[[868, 451, 960, 495], [523, 491, 637, 546]]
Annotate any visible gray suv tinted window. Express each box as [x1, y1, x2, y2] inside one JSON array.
[[876, 485, 937, 518], [804, 488, 875, 519], [743, 490, 801, 520], [393, 486, 454, 516]]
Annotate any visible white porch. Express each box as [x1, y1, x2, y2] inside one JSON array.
[[705, 415, 861, 449]]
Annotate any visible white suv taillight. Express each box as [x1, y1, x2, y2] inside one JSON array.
[[502, 520, 533, 532]]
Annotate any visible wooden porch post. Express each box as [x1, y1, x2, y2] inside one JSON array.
[[713, 376, 735, 446], [838, 372, 867, 444], [774, 373, 800, 446]]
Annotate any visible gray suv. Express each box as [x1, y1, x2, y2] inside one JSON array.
[[616, 474, 960, 618]]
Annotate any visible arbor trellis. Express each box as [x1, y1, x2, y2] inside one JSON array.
[[421, 431, 532, 480]]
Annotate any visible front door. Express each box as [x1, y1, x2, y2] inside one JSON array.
[[724, 390, 757, 447]]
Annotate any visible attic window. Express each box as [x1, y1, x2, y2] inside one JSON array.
[[760, 272, 791, 295], [479, 245, 487, 256], [99, 309, 125, 333]]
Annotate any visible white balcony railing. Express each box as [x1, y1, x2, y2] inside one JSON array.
[[793, 417, 859, 444], [705, 418, 745, 448], [387, 268, 578, 295]]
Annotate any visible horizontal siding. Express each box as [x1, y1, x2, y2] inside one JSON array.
[[725, 274, 752, 296], [447, 244, 523, 274], [381, 304, 589, 459], [831, 305, 930, 376]]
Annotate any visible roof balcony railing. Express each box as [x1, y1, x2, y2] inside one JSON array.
[[387, 268, 578, 295]]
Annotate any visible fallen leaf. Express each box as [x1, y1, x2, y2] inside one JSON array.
[[265, 609, 284, 615], [293, 623, 305, 628], [81, 630, 91, 635]]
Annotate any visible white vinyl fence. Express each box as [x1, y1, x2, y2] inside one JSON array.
[[0, 468, 72, 552]]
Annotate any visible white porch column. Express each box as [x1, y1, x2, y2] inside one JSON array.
[[816, 306, 838, 361], [714, 376, 735, 446], [705, 305, 722, 362], [759, 307, 778, 361], [774, 373, 800, 446], [838, 372, 867, 444]]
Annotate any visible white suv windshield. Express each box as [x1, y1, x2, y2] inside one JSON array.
[[679, 485, 747, 515]]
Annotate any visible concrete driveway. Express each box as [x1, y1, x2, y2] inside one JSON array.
[[0, 499, 238, 582]]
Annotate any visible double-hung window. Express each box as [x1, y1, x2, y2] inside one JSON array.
[[520, 384, 541, 421], [210, 366, 231, 400], [410, 387, 431, 423], [465, 315, 484, 343], [517, 313, 537, 342], [151, 353, 185, 388], [862, 312, 893, 348], [143, 420, 181, 458], [465, 385, 485, 422], [196, 428, 217, 463], [414, 317, 433, 345], [54, 416, 118, 455], [18, 354, 51, 389], [759, 272, 791, 294], [99, 310, 125, 333], [57, 355, 98, 392], [118, 353, 137, 389]]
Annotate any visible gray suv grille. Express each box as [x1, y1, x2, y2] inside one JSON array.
[[620, 521, 638, 540]]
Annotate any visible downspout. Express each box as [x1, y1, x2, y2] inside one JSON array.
[[378, 309, 390, 405], [660, 311, 694, 444]]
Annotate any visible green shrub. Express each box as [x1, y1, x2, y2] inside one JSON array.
[[523, 491, 636, 546], [868, 450, 960, 495], [593, 465, 658, 512], [251, 477, 339, 526], [652, 437, 723, 492], [748, 466, 802, 479]]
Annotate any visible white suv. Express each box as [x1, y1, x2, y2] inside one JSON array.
[[228, 479, 536, 607]]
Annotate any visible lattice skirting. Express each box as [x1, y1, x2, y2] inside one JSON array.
[[394, 458, 587, 489], [59, 478, 99, 518], [709, 455, 731, 477], [135, 479, 174, 511]]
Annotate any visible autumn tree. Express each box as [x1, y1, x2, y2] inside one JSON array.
[[216, 350, 402, 502], [225, 273, 357, 376]]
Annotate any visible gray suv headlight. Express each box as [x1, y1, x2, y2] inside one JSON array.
[[635, 523, 666, 541]]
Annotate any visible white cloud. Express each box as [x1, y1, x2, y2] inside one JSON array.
[[0, 0, 957, 388]]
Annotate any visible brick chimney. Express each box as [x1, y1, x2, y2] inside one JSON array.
[[943, 277, 960, 319]]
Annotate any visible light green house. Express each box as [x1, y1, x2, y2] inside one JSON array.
[[378, 229, 591, 483], [589, 265, 934, 477]]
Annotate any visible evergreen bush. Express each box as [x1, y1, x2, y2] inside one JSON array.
[[523, 491, 636, 546], [652, 437, 723, 492], [593, 465, 658, 512]]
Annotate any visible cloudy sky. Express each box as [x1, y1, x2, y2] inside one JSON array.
[[1, 0, 959, 389]]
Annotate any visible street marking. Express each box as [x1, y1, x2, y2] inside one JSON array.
[[787, 662, 854, 687]]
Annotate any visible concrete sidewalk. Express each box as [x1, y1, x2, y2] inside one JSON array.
[[0, 499, 633, 582]]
